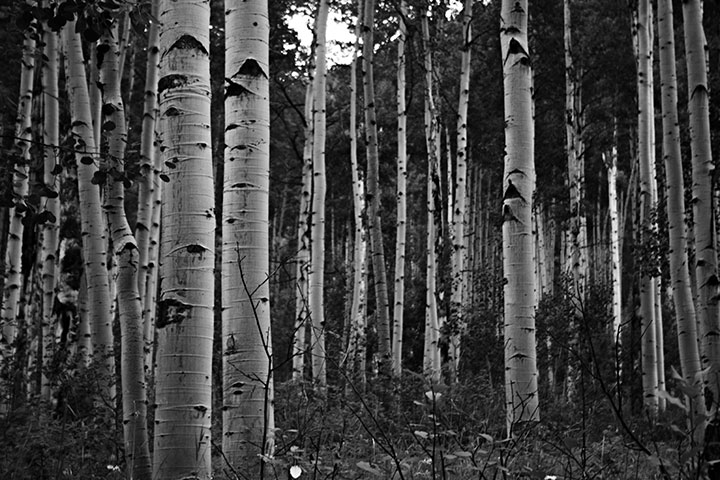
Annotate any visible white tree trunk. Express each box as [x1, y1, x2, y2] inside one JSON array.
[[154, 1, 214, 477], [136, 0, 161, 363], [293, 83, 313, 382], [1, 22, 34, 362], [392, 0, 408, 378], [63, 23, 115, 402], [362, 0, 392, 379], [657, 0, 704, 436], [99, 21, 151, 479], [39, 16, 60, 403], [683, 0, 720, 419], [421, 12, 441, 384], [223, 0, 275, 472], [636, 0, 659, 416], [309, 0, 330, 388], [449, 0, 473, 380], [500, 0, 540, 429], [605, 150, 622, 342]]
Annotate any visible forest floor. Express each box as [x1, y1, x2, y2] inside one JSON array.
[[0, 368, 700, 479]]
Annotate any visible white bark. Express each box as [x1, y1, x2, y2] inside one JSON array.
[[500, 0, 540, 429], [636, 0, 659, 416], [154, 1, 214, 477], [99, 22, 151, 479], [309, 0, 330, 388], [1, 21, 35, 360], [421, 12, 441, 384], [223, 0, 275, 472], [658, 0, 703, 434], [683, 0, 720, 413], [40, 19, 60, 403], [64, 23, 115, 401], [449, 0, 473, 380], [392, 0, 408, 378], [137, 0, 161, 365], [362, 0, 392, 379]]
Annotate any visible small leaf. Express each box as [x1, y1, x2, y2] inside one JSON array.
[[80, 156, 94, 165], [414, 430, 429, 439], [289, 465, 302, 479], [356, 461, 383, 476]]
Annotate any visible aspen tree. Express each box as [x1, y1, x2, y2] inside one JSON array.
[[635, 0, 659, 416], [563, 0, 587, 301], [449, 0, 473, 379], [136, 0, 160, 365], [421, 11, 441, 384], [98, 21, 151, 479], [604, 149, 622, 342], [293, 83, 312, 382], [154, 0, 214, 477], [500, 0, 539, 428], [223, 0, 275, 472], [392, 0, 409, 378], [683, 0, 720, 412], [309, 0, 330, 388], [658, 0, 704, 439], [362, 0, 392, 380], [1, 15, 35, 361], [40, 14, 60, 402], [64, 22, 115, 401], [348, 0, 368, 385]]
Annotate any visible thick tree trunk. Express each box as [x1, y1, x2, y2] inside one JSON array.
[[223, 0, 275, 472], [683, 0, 720, 412], [500, 0, 540, 430], [154, 1, 214, 477]]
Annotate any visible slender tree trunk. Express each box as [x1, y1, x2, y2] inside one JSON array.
[[392, 0, 408, 378], [1, 18, 35, 365], [564, 0, 587, 303], [136, 0, 161, 367], [348, 0, 368, 386], [636, 0, 659, 417], [98, 21, 151, 479], [500, 0, 540, 430], [63, 23, 115, 402], [421, 11, 441, 384], [309, 0, 330, 388], [605, 149, 622, 343], [362, 0, 392, 380], [449, 0, 472, 381], [293, 83, 313, 382], [154, 1, 214, 477], [39, 14, 60, 403], [223, 0, 275, 472]]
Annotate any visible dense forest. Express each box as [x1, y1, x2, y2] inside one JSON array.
[[0, 0, 719, 478]]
